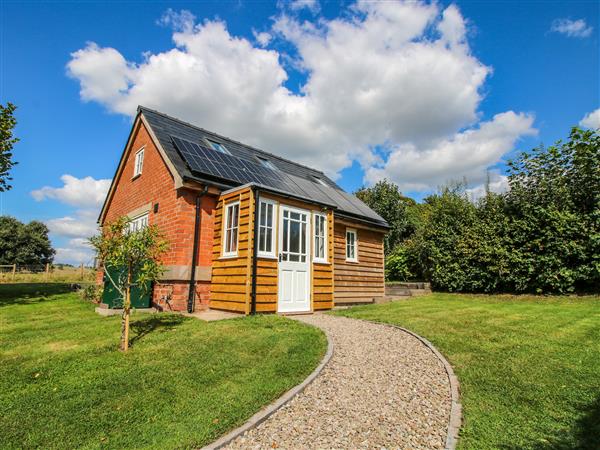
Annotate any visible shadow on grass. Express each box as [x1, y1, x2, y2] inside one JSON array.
[[129, 314, 186, 346], [0, 283, 75, 306], [503, 394, 600, 450]]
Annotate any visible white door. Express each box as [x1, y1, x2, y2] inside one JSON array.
[[278, 206, 311, 313]]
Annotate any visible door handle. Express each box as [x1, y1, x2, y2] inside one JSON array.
[[278, 253, 282, 262]]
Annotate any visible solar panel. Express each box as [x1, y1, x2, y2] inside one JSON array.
[[171, 135, 291, 189]]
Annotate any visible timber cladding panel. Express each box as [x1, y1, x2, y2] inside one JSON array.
[[313, 208, 334, 311], [210, 187, 254, 313], [333, 220, 386, 304]]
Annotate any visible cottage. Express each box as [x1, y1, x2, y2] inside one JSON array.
[[98, 107, 389, 314]]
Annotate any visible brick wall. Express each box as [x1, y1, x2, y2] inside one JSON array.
[[100, 119, 217, 311]]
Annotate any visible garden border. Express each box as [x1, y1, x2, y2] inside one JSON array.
[[360, 318, 462, 450], [201, 323, 334, 450]]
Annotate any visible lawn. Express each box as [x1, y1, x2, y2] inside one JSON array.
[[334, 293, 600, 450], [0, 284, 326, 449]]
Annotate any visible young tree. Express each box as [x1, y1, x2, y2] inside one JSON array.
[[90, 217, 168, 351], [0, 103, 19, 192]]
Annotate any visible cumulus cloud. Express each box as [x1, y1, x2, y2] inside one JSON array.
[[252, 29, 273, 47], [46, 210, 99, 239], [67, 1, 533, 192], [551, 18, 593, 38], [287, 0, 320, 14], [31, 174, 111, 208], [365, 111, 536, 191], [580, 108, 600, 129]]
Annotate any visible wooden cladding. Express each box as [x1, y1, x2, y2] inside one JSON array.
[[333, 222, 385, 304], [209, 188, 335, 313]]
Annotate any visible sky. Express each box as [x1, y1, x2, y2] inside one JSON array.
[[1, 0, 598, 265]]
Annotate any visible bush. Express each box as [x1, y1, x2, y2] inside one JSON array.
[[79, 284, 103, 303], [385, 246, 412, 281]]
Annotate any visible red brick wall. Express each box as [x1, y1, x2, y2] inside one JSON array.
[[100, 119, 217, 311]]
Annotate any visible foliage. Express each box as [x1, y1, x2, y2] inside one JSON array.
[[0, 102, 19, 192], [79, 284, 103, 303], [396, 127, 599, 294], [0, 216, 55, 265], [0, 285, 326, 449], [89, 217, 168, 350], [385, 245, 412, 281], [355, 179, 419, 254], [335, 293, 600, 450]]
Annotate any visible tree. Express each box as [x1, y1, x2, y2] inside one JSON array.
[[0, 103, 19, 192], [90, 217, 168, 351], [355, 179, 419, 254], [0, 216, 55, 265]]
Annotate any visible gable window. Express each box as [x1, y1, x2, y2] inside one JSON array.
[[257, 156, 277, 170], [133, 148, 144, 177], [258, 199, 276, 257], [129, 213, 149, 233], [207, 139, 230, 155], [223, 201, 240, 257], [346, 228, 358, 262], [313, 213, 327, 263]]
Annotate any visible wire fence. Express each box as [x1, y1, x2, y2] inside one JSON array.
[[0, 264, 96, 284]]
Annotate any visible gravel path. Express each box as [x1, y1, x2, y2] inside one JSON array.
[[225, 314, 451, 449]]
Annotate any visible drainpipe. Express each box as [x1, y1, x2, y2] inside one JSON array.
[[187, 185, 209, 313], [250, 187, 260, 315]]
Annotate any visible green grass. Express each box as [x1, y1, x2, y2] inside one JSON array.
[[0, 284, 326, 449], [333, 293, 600, 450]]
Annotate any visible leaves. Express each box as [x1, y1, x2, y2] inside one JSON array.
[[0, 102, 19, 192], [0, 216, 55, 265]]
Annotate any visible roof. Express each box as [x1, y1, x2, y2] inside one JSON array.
[[140, 106, 389, 228]]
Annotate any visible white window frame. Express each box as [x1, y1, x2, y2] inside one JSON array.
[[222, 201, 240, 258], [206, 139, 230, 155], [133, 147, 144, 177], [346, 228, 358, 262], [257, 199, 276, 258], [129, 213, 149, 233], [313, 212, 328, 263]]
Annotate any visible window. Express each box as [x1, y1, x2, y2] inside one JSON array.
[[257, 156, 277, 170], [258, 199, 276, 257], [134, 148, 144, 177], [129, 213, 149, 233], [346, 228, 358, 262], [206, 139, 230, 154], [223, 202, 240, 257], [313, 213, 327, 263], [311, 175, 327, 186]]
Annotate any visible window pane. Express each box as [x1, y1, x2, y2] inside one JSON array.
[[231, 227, 238, 252], [289, 254, 299, 262], [301, 222, 306, 254], [266, 228, 272, 252], [233, 205, 239, 228], [282, 220, 288, 252], [267, 204, 273, 227], [290, 221, 300, 253], [290, 211, 300, 221], [260, 202, 266, 225], [259, 227, 266, 251]]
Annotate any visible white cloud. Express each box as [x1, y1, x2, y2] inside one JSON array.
[[287, 0, 320, 14], [157, 8, 196, 32], [31, 175, 111, 208], [46, 210, 98, 239], [365, 111, 536, 191], [54, 247, 94, 265], [252, 29, 273, 47], [580, 108, 600, 129], [465, 173, 509, 202], [551, 18, 593, 38], [67, 1, 533, 191]]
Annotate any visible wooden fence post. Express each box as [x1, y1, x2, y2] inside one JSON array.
[[45, 263, 50, 280], [80, 263, 84, 280], [12, 264, 16, 281]]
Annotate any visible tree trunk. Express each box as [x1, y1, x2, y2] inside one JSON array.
[[120, 268, 132, 352]]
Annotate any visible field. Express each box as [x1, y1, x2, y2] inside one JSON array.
[[334, 293, 600, 450], [0, 284, 326, 449], [0, 266, 95, 284]]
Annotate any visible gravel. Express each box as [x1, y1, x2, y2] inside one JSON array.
[[225, 314, 451, 449]]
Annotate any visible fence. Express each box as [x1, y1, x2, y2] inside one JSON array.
[[0, 264, 95, 283]]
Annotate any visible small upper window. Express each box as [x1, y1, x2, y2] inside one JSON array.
[[346, 228, 358, 262], [311, 175, 327, 186], [207, 139, 230, 155], [129, 213, 149, 233], [257, 156, 277, 170], [134, 148, 144, 177]]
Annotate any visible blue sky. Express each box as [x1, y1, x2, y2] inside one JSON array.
[[1, 0, 598, 264]]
